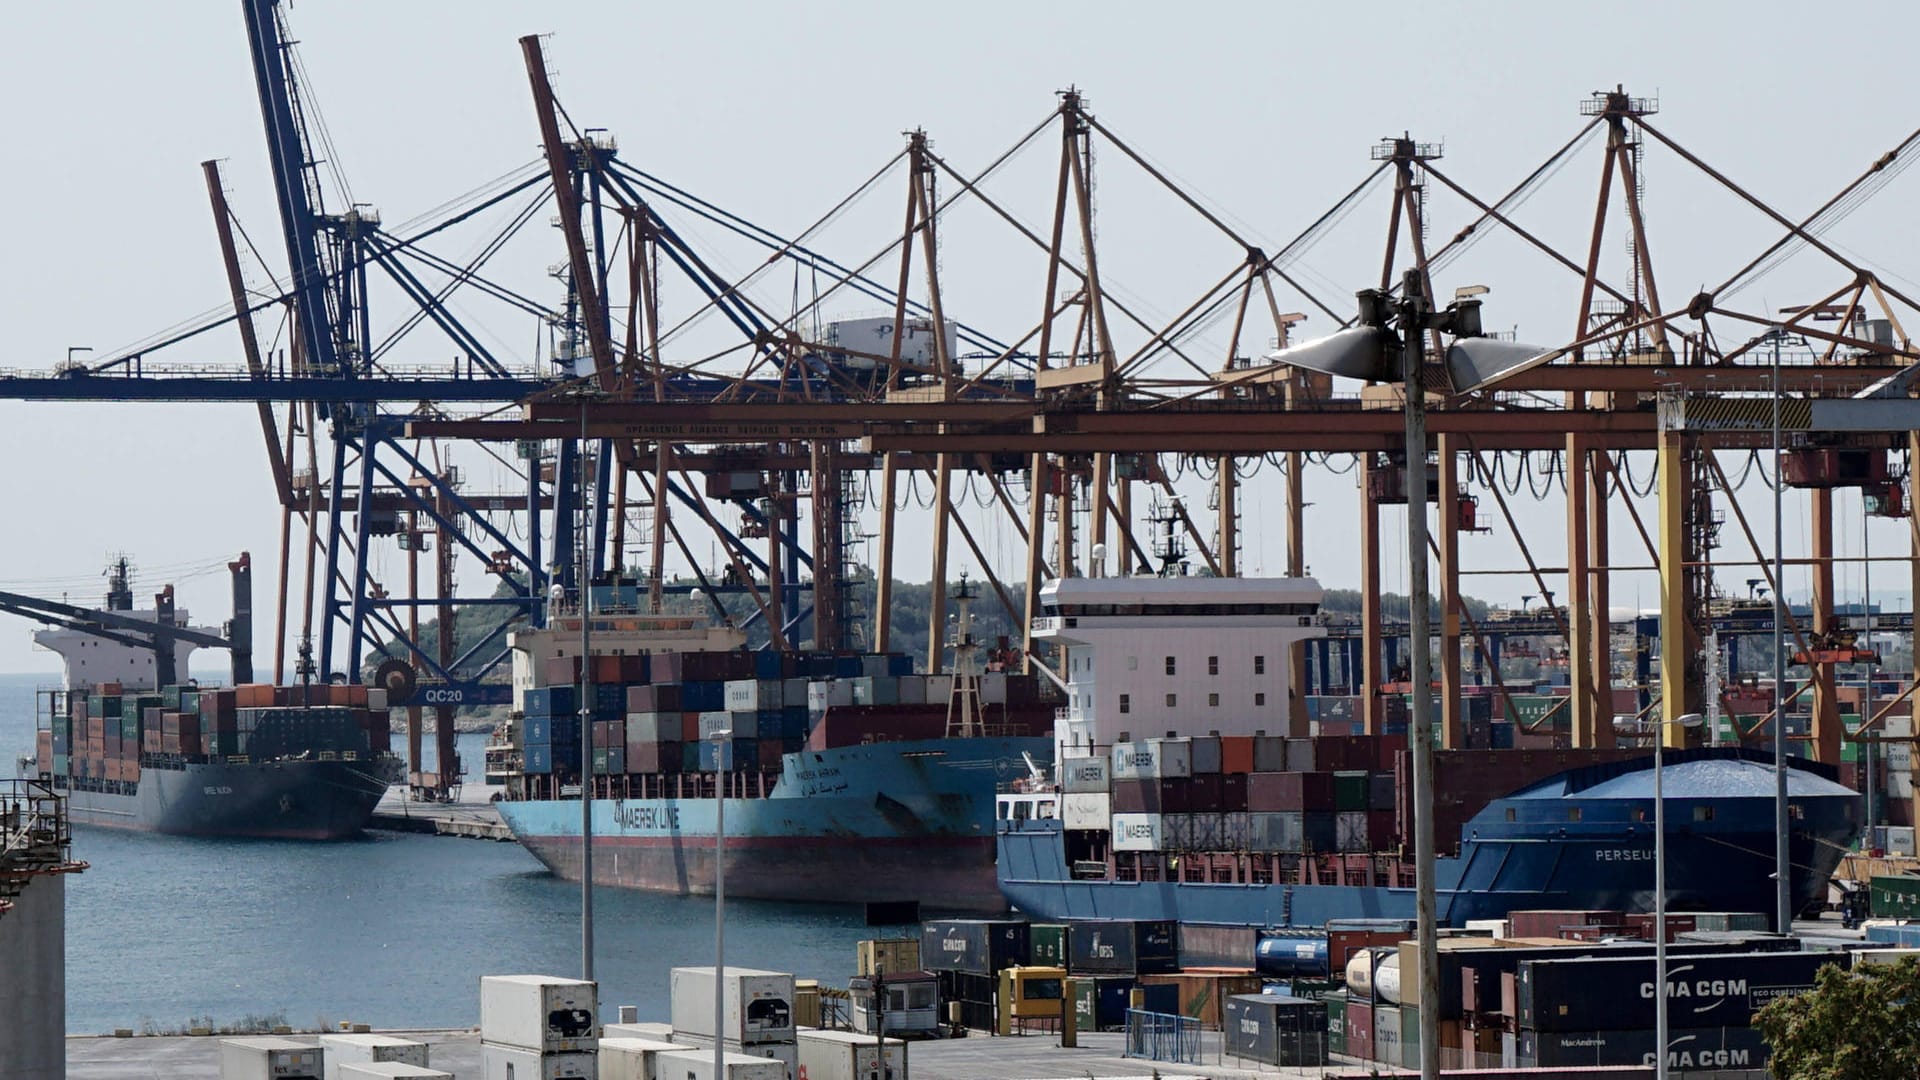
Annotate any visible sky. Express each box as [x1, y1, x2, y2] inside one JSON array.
[[3, 1, 1920, 675]]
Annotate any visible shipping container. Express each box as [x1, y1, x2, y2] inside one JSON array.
[[1344, 997, 1374, 1060], [336, 1065, 450, 1080], [1067, 976, 1135, 1032], [857, 938, 922, 977], [319, 1034, 430, 1080], [599, 1036, 698, 1080], [1111, 738, 1191, 780], [477, 1044, 596, 1080], [651, 1048, 787, 1080], [1110, 812, 1166, 851], [1066, 919, 1178, 975], [218, 1036, 323, 1079], [1323, 989, 1348, 1056], [1223, 994, 1328, 1066], [795, 1029, 908, 1080], [1517, 950, 1848, 1033], [669, 967, 796, 1044], [1248, 771, 1334, 812], [1252, 735, 1287, 772], [1061, 792, 1111, 830], [1519, 1025, 1769, 1070], [1028, 924, 1068, 967], [1189, 735, 1223, 775], [1255, 933, 1329, 977], [1180, 924, 1259, 970], [477, 975, 598, 1053], [1138, 971, 1264, 1029], [919, 920, 1029, 976], [1506, 909, 1623, 940], [1060, 754, 1110, 793]]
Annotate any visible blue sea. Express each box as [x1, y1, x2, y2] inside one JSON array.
[[0, 672, 907, 1033]]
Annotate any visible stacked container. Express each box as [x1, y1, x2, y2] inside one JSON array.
[[478, 975, 598, 1078], [795, 1029, 907, 1080], [919, 919, 1027, 1030], [669, 966, 798, 1075], [319, 1034, 430, 1080], [219, 1037, 324, 1080], [599, 1035, 696, 1080]]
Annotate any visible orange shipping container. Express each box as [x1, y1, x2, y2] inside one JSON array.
[[1220, 736, 1255, 775]]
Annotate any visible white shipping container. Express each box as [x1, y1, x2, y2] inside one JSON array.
[[1061, 792, 1111, 830], [896, 675, 927, 705], [923, 675, 954, 702], [671, 1035, 798, 1078], [980, 672, 1008, 705], [1891, 770, 1915, 799], [698, 712, 735, 740], [652, 1048, 787, 1080], [669, 967, 796, 1045], [338, 1066, 451, 1080], [724, 681, 760, 712], [220, 1037, 323, 1080], [1111, 740, 1191, 780], [320, 1034, 430, 1080], [479, 1044, 596, 1080], [809, 681, 853, 712], [1888, 743, 1914, 771], [1855, 947, 1920, 966], [1890, 826, 1917, 857], [605, 1022, 677, 1040], [796, 1029, 908, 1080], [1112, 812, 1165, 851], [1220, 811, 1251, 849], [479, 974, 599, 1054], [1059, 755, 1111, 794], [601, 1035, 699, 1080], [1465, 919, 1509, 939], [1336, 811, 1369, 852]]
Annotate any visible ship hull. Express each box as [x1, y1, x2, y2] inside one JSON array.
[[56, 759, 387, 840], [500, 736, 1049, 913]]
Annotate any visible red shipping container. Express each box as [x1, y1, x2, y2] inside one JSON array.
[[1220, 772, 1249, 812], [1189, 774, 1224, 813], [629, 741, 682, 774], [99, 681, 123, 696], [70, 695, 87, 723], [125, 758, 140, 783], [35, 730, 51, 767], [1248, 771, 1333, 812], [1220, 736, 1255, 775], [593, 654, 623, 684], [1507, 909, 1622, 940], [1367, 810, 1398, 852], [650, 652, 684, 684], [618, 654, 649, 683], [681, 713, 702, 742], [544, 656, 581, 685], [1345, 998, 1375, 1059], [757, 740, 783, 770]]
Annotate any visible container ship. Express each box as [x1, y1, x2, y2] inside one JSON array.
[[17, 556, 392, 839], [495, 585, 1055, 912], [996, 575, 1864, 928]]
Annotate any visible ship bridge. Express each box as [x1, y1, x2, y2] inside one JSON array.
[[1034, 576, 1326, 758]]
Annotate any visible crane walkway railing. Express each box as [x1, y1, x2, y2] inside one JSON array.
[[0, 778, 84, 920]]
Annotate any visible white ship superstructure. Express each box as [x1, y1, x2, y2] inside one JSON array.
[[1032, 576, 1326, 761]]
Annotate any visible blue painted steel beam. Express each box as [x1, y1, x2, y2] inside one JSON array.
[[363, 235, 510, 377], [372, 430, 535, 576], [318, 436, 351, 677]]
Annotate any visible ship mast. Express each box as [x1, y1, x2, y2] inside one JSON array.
[[944, 573, 983, 738]]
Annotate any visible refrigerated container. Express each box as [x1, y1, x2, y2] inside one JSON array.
[[478, 974, 599, 1053], [600, 1036, 698, 1080], [337, 1065, 451, 1080], [219, 1037, 323, 1080], [669, 966, 796, 1045], [478, 1044, 595, 1080], [652, 1048, 788, 1080], [319, 1034, 429, 1080], [795, 1029, 908, 1080]]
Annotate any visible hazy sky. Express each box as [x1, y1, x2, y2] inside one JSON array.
[[3, 1, 1919, 676]]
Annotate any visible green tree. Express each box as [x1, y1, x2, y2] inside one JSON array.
[[1752, 956, 1920, 1079]]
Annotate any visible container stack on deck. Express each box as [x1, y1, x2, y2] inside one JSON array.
[[510, 648, 1051, 799], [42, 682, 388, 788]]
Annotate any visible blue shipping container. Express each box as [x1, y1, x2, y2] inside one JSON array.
[[683, 681, 724, 712], [524, 686, 577, 717], [697, 737, 757, 771], [887, 654, 914, 676], [525, 745, 554, 774], [754, 650, 784, 679]]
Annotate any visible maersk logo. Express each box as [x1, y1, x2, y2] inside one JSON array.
[[1119, 822, 1157, 839], [1120, 752, 1154, 768]]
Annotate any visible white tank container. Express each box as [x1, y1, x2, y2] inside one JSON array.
[[478, 1044, 595, 1080], [669, 967, 796, 1045], [796, 1029, 909, 1080], [479, 974, 599, 1053], [219, 1037, 323, 1080], [319, 1034, 430, 1080]]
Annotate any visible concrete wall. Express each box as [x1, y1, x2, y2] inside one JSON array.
[[0, 872, 65, 1080]]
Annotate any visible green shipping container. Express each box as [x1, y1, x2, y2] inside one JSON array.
[[1871, 875, 1920, 919], [1069, 977, 1097, 1033], [1030, 924, 1068, 967], [52, 754, 68, 775], [1332, 771, 1370, 811], [1400, 1003, 1420, 1069], [1504, 694, 1566, 728], [1324, 990, 1348, 1057]]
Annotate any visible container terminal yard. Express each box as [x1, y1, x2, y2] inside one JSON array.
[[10, 1, 1920, 1078]]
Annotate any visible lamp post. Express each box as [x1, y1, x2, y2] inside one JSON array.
[[710, 725, 733, 1080], [1766, 325, 1791, 932], [578, 403, 595, 983], [1267, 274, 1553, 1080], [1639, 711, 1703, 1080]]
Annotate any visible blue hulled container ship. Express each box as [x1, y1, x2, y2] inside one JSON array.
[[995, 575, 1864, 929], [496, 587, 1055, 912]]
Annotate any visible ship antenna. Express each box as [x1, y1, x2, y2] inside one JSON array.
[[945, 572, 984, 738]]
